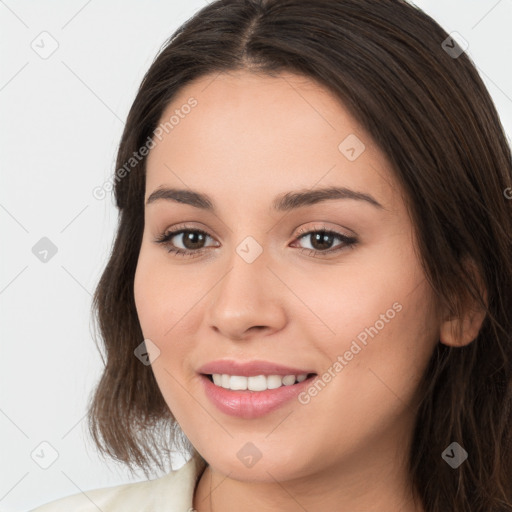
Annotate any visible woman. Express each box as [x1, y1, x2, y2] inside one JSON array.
[[31, 0, 512, 510]]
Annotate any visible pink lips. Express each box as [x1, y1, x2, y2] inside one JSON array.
[[197, 359, 314, 377], [197, 359, 316, 419]]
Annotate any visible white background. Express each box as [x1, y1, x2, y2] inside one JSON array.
[[1, 1, 511, 511]]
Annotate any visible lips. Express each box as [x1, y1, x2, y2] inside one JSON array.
[[197, 359, 317, 419], [197, 359, 315, 377]]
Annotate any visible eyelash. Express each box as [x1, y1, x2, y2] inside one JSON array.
[[153, 224, 358, 259]]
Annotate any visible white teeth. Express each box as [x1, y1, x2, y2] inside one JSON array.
[[230, 375, 248, 390], [248, 375, 267, 391], [210, 373, 309, 391], [282, 375, 296, 386], [266, 375, 283, 389]]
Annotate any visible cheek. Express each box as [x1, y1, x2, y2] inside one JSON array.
[[133, 249, 206, 408], [133, 255, 197, 414], [133, 256, 160, 339], [305, 245, 438, 400], [133, 248, 198, 339], [323, 283, 438, 417]]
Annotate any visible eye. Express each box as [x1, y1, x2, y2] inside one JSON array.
[[292, 227, 358, 256], [154, 226, 218, 258]]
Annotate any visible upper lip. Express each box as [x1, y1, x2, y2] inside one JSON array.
[[197, 359, 316, 377]]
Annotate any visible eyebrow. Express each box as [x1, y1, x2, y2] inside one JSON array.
[[145, 186, 384, 211]]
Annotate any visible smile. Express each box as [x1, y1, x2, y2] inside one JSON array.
[[208, 373, 309, 391]]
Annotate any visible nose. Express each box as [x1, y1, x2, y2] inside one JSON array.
[[205, 248, 288, 341]]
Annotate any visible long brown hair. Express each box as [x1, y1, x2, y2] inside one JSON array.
[[87, 1, 512, 510]]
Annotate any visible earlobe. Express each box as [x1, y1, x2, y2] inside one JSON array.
[[439, 304, 487, 347], [439, 261, 488, 347]]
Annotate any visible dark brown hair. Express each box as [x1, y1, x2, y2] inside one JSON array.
[[87, 1, 512, 510]]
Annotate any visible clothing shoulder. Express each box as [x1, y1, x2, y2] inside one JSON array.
[[28, 457, 206, 512]]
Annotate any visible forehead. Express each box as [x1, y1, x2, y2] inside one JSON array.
[[145, 70, 400, 213]]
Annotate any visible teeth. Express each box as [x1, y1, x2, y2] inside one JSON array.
[[282, 375, 296, 386], [230, 375, 247, 390], [267, 375, 282, 389], [248, 375, 267, 391], [210, 373, 309, 391]]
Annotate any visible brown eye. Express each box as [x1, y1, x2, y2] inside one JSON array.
[[154, 228, 218, 256], [305, 231, 336, 251], [178, 230, 208, 250], [294, 229, 358, 255]]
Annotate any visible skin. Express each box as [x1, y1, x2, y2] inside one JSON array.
[[133, 70, 485, 512]]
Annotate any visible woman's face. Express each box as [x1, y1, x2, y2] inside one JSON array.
[[134, 70, 440, 483]]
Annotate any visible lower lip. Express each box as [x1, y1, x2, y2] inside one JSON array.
[[200, 374, 315, 419]]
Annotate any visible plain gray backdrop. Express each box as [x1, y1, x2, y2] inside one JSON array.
[[1, 1, 511, 511]]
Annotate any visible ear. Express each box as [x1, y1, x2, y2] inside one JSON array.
[[439, 260, 488, 347]]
